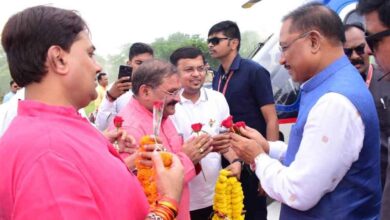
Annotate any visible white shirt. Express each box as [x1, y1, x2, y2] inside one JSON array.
[[0, 89, 24, 137], [170, 88, 230, 210], [0, 88, 88, 137], [254, 93, 364, 211], [95, 90, 132, 131]]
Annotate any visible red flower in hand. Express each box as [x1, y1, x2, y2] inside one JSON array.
[[221, 116, 234, 129], [191, 123, 203, 133], [234, 121, 246, 128], [113, 116, 124, 128]]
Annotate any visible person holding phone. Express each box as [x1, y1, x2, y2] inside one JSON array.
[[95, 42, 154, 131]]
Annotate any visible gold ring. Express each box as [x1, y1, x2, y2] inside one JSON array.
[[199, 148, 204, 153]]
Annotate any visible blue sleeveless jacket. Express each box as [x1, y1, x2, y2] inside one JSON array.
[[280, 56, 381, 220]]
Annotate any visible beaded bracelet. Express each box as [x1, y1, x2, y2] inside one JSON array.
[[146, 212, 163, 220]]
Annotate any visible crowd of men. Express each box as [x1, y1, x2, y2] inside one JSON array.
[[0, 0, 389, 220]]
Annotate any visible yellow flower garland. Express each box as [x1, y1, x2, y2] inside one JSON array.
[[213, 169, 245, 220], [136, 135, 172, 207]]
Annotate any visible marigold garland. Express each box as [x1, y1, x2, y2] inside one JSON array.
[[213, 169, 245, 220], [136, 135, 172, 206]]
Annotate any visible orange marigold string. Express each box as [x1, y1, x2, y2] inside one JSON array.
[[135, 135, 172, 207]]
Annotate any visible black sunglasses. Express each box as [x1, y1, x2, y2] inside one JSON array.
[[343, 43, 365, 57], [365, 29, 390, 52], [207, 37, 230, 45]]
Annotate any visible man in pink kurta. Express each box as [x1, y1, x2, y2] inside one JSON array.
[[0, 6, 184, 220], [108, 60, 213, 220], [0, 101, 149, 219], [110, 97, 195, 220]]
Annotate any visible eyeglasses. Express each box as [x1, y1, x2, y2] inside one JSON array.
[[207, 37, 230, 46], [182, 66, 206, 74], [343, 43, 366, 57], [279, 31, 311, 52], [365, 29, 390, 52], [159, 88, 181, 97]]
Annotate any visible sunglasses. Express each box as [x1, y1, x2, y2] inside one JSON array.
[[365, 29, 390, 52], [207, 37, 230, 45], [343, 43, 365, 57]]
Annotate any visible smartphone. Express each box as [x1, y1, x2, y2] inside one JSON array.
[[118, 65, 132, 83]]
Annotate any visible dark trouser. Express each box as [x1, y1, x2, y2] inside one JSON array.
[[190, 206, 214, 220], [222, 158, 267, 220]]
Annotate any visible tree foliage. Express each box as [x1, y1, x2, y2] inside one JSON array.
[[0, 31, 261, 96]]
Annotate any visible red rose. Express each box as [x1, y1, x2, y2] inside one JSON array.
[[191, 123, 203, 133], [221, 116, 233, 129], [113, 116, 124, 128], [153, 101, 164, 110], [234, 121, 246, 128]]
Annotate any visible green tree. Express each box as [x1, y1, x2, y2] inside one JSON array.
[[0, 46, 11, 98], [240, 31, 261, 58], [151, 32, 219, 69]]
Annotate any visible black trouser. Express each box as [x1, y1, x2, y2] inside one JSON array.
[[222, 157, 267, 220], [190, 206, 214, 220]]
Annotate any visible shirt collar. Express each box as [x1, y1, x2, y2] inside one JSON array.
[[217, 54, 242, 75], [301, 55, 350, 92], [18, 100, 82, 120], [179, 88, 208, 105], [131, 96, 153, 118]]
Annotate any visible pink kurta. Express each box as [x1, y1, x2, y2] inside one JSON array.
[[0, 100, 149, 220], [109, 98, 195, 220]]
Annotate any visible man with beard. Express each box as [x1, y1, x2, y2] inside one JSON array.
[[356, 0, 390, 218], [344, 22, 390, 190], [108, 59, 213, 220]]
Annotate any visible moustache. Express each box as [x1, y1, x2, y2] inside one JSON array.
[[351, 59, 365, 66], [166, 101, 178, 106]]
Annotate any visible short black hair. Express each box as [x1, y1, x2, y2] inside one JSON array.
[[169, 47, 205, 66], [208, 20, 241, 51], [9, 80, 14, 86], [1, 6, 87, 87], [129, 42, 154, 60], [357, 0, 390, 28], [132, 59, 178, 96], [283, 2, 345, 45], [97, 72, 107, 81], [344, 22, 365, 33]]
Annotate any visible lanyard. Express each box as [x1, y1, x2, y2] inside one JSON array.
[[365, 64, 373, 87], [217, 70, 234, 95]]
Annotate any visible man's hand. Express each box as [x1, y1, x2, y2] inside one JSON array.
[[239, 126, 269, 153], [226, 161, 242, 180], [182, 134, 213, 164], [103, 129, 137, 154], [108, 77, 132, 99], [153, 152, 184, 203], [230, 132, 265, 164], [211, 133, 231, 154]]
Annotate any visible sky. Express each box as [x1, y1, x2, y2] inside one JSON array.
[[0, 0, 305, 57]]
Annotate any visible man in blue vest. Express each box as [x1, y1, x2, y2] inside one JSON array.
[[230, 2, 381, 219]]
